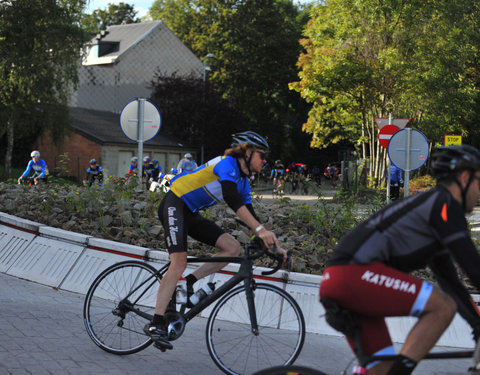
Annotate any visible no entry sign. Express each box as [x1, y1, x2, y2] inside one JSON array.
[[378, 125, 400, 148]]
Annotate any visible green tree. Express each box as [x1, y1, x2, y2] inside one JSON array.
[[0, 0, 88, 179], [290, 0, 480, 184], [82, 2, 139, 34], [149, 72, 251, 162], [150, 0, 312, 162]]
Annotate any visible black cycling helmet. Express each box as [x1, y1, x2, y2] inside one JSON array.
[[430, 145, 480, 180], [90, 159, 97, 165], [431, 144, 480, 212], [231, 131, 269, 151]]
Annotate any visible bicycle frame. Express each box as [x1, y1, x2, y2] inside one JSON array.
[[353, 328, 474, 368], [119, 253, 261, 334]]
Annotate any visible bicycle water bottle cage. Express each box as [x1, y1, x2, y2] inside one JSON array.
[[320, 298, 360, 338]]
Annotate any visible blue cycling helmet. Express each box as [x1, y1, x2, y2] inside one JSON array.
[[170, 168, 178, 174], [231, 131, 269, 151]]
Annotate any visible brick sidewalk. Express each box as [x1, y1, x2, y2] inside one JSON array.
[[0, 272, 471, 375]]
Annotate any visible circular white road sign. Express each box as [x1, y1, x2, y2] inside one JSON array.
[[120, 99, 161, 142], [388, 128, 429, 171]]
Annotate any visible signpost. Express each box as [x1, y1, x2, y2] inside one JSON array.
[[388, 128, 429, 197], [120, 98, 162, 168]]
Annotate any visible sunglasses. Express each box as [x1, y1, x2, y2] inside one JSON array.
[[255, 151, 267, 160]]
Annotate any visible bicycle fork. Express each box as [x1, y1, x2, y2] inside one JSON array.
[[244, 279, 259, 335]]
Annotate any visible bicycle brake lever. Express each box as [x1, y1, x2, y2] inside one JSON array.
[[286, 251, 293, 272], [261, 248, 283, 276]]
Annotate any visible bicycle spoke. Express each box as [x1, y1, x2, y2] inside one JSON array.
[[83, 261, 161, 355]]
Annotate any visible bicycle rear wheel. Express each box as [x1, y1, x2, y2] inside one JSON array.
[[83, 260, 161, 354], [206, 283, 306, 375], [252, 365, 327, 375]]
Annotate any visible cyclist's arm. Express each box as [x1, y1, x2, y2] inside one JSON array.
[[429, 193, 480, 338], [221, 180, 285, 259], [21, 161, 33, 178], [429, 253, 480, 341], [245, 203, 260, 222]]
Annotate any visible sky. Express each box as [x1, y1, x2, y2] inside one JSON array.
[[85, 0, 313, 19], [85, 1, 154, 19]]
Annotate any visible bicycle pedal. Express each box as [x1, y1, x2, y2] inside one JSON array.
[[153, 342, 172, 352]]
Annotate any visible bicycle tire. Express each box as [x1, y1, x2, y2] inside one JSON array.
[[83, 260, 161, 355], [251, 365, 327, 375], [206, 283, 306, 375]]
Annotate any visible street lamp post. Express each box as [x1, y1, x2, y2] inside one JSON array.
[[203, 53, 214, 84], [201, 53, 214, 164]]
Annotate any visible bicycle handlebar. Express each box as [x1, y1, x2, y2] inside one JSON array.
[[246, 237, 291, 276]]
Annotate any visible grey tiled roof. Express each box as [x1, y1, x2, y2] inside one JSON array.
[[88, 21, 161, 60], [69, 107, 189, 148]]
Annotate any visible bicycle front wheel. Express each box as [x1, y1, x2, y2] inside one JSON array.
[[206, 283, 306, 375], [83, 260, 161, 355]]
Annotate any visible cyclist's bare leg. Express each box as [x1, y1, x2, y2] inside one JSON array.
[[154, 252, 187, 315], [190, 233, 242, 280], [367, 287, 456, 375], [399, 288, 456, 361]]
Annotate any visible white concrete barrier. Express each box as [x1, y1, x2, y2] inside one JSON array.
[[0, 212, 476, 349]]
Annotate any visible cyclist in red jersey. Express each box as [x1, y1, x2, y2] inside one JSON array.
[[320, 145, 480, 375]]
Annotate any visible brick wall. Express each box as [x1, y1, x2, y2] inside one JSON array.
[[36, 132, 101, 182]]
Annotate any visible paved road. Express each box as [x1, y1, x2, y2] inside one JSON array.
[[0, 272, 474, 375]]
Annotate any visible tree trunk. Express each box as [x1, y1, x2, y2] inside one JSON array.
[[4, 116, 14, 180]]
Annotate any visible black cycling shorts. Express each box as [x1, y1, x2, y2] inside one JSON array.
[[158, 191, 225, 254]]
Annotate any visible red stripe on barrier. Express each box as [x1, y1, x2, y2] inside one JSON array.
[[88, 246, 146, 260], [0, 221, 38, 235]]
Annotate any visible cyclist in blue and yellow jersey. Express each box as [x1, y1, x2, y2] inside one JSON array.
[[18, 150, 49, 185], [83, 159, 103, 186], [144, 131, 288, 350]]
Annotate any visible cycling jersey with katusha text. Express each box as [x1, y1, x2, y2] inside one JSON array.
[[170, 155, 252, 213], [327, 185, 480, 288]]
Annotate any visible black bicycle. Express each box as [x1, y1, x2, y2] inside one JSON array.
[[83, 238, 306, 375], [252, 298, 480, 375]]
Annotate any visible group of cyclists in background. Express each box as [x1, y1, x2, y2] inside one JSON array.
[[17, 149, 340, 195], [258, 159, 340, 195], [17, 151, 200, 189]]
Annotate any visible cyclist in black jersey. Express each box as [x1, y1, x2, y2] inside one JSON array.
[[83, 159, 103, 186], [320, 144, 480, 375]]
